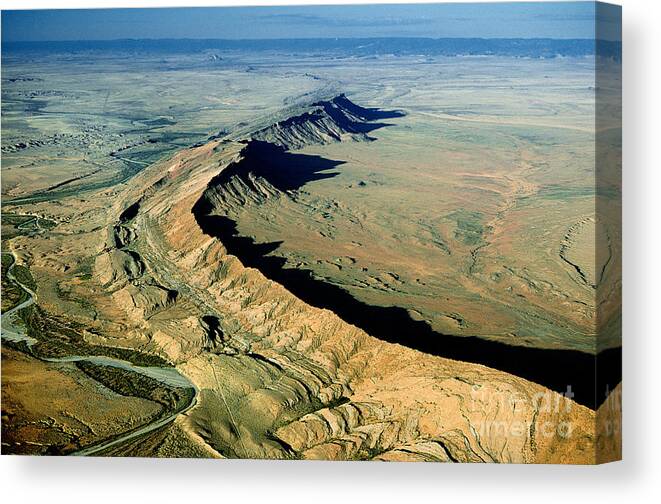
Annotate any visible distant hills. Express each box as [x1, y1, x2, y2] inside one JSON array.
[[3, 37, 622, 60]]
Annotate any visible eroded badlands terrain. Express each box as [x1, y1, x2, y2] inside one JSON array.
[[1, 48, 621, 461]]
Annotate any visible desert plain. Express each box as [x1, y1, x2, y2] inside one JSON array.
[[1, 39, 621, 462]]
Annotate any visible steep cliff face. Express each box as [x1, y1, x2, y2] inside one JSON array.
[[27, 95, 604, 461], [156, 138, 598, 463], [196, 94, 403, 215], [250, 94, 400, 150]]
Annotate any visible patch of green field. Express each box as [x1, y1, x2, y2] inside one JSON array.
[[1, 213, 34, 226], [1, 252, 29, 313], [75, 361, 194, 413], [12, 264, 36, 292], [1, 252, 12, 268], [17, 304, 170, 367], [449, 209, 487, 246], [1, 213, 56, 236], [534, 185, 596, 200], [73, 256, 95, 281]]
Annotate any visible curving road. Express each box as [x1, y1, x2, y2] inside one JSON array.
[[1, 238, 198, 457]]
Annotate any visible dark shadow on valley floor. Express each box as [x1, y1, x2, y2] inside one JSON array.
[[193, 213, 620, 410], [219, 140, 344, 192], [192, 120, 620, 411]]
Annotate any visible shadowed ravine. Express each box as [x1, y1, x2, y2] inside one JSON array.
[[193, 211, 620, 410], [191, 98, 620, 410]]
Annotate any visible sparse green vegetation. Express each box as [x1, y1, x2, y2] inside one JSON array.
[[18, 304, 170, 367], [74, 256, 95, 280], [450, 209, 487, 246], [1, 252, 29, 313], [12, 264, 36, 292], [1, 213, 34, 226], [75, 361, 194, 413]]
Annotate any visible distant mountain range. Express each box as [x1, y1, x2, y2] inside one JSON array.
[[3, 37, 621, 60]]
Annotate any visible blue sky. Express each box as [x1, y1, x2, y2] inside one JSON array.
[[1, 2, 620, 42]]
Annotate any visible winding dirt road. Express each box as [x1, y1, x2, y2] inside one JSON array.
[[1, 234, 198, 457]]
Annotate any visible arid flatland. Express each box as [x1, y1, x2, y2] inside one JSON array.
[[1, 39, 621, 462]]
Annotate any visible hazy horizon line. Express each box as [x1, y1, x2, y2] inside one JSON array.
[[4, 36, 617, 44]]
